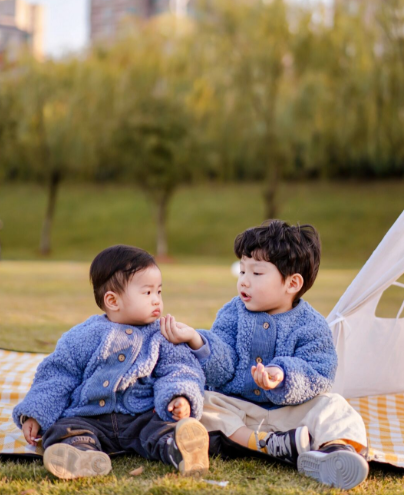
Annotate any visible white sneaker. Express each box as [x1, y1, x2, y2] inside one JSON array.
[[44, 443, 112, 480], [297, 443, 369, 490]]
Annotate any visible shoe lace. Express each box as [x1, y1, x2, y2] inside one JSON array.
[[254, 419, 265, 450], [265, 432, 291, 457]]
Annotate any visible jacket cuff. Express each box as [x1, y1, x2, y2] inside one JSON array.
[[189, 334, 210, 363]]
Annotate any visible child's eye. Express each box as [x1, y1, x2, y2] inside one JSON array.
[[158, 290, 162, 295], [239, 271, 245, 275], [146, 291, 151, 295], [254, 273, 262, 276]]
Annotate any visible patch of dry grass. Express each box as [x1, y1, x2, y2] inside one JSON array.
[[0, 261, 361, 352]]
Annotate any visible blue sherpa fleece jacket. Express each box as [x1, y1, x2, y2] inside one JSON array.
[[13, 315, 205, 432], [196, 297, 337, 406]]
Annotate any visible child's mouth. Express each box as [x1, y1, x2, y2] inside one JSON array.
[[241, 292, 251, 301], [152, 309, 161, 316]]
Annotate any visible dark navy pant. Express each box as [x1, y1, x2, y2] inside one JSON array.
[[42, 410, 274, 466], [42, 409, 176, 464]]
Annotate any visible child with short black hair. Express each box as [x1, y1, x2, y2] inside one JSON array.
[[161, 220, 369, 490], [13, 245, 209, 480]]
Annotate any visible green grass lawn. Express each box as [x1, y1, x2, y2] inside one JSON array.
[[0, 180, 403, 267], [1, 262, 404, 494]]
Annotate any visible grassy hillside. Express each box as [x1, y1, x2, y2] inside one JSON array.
[[0, 180, 403, 267]]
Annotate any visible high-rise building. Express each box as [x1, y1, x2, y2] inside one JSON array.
[[90, 0, 193, 43], [0, 0, 44, 60]]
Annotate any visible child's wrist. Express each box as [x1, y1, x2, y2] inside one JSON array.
[[188, 331, 204, 350]]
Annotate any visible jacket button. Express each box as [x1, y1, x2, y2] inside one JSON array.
[[256, 357, 263, 364], [263, 322, 269, 329], [103, 380, 109, 388], [125, 328, 133, 335], [254, 389, 261, 396], [118, 354, 125, 362], [99, 399, 106, 407]]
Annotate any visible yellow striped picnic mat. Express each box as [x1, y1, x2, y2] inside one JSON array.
[[348, 395, 404, 467], [0, 349, 45, 456], [1, 348, 404, 465]]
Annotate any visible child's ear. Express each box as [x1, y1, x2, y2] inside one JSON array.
[[104, 291, 120, 312], [286, 274, 304, 295]]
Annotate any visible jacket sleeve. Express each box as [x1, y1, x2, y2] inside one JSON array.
[[12, 332, 84, 432], [197, 298, 239, 389], [153, 339, 205, 421], [264, 322, 337, 405]]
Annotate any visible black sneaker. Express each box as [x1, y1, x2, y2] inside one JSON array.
[[166, 418, 209, 476], [259, 426, 310, 465], [297, 443, 369, 490]]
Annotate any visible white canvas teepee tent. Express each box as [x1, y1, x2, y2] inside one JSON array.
[[327, 210, 404, 466], [327, 210, 404, 399]]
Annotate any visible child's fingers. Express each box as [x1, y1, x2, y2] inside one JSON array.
[[251, 366, 257, 378], [160, 317, 168, 338], [258, 369, 267, 388], [169, 398, 185, 415], [169, 316, 180, 338], [173, 398, 185, 411], [165, 315, 177, 342], [252, 368, 261, 387], [165, 314, 172, 333], [173, 398, 190, 412], [261, 370, 273, 389], [31, 421, 40, 440], [23, 424, 34, 445], [173, 403, 191, 420], [253, 368, 263, 388]]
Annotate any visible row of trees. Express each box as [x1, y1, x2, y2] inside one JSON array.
[[0, 0, 404, 256]]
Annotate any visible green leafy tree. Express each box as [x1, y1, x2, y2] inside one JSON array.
[[100, 18, 200, 257], [193, 0, 292, 218], [8, 58, 97, 255]]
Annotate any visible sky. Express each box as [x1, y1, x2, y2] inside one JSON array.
[[27, 1, 329, 58], [27, 0, 88, 58]]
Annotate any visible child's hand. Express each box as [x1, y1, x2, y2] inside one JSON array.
[[167, 396, 191, 420], [160, 314, 203, 350], [251, 363, 284, 390], [22, 418, 41, 446]]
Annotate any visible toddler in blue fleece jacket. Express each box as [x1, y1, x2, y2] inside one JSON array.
[[161, 220, 369, 490], [13, 245, 209, 480]]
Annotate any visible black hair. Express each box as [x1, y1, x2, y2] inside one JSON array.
[[234, 219, 321, 300], [90, 245, 157, 310]]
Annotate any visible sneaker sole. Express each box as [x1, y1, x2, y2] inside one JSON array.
[[44, 443, 112, 480], [297, 450, 369, 490], [174, 418, 209, 476]]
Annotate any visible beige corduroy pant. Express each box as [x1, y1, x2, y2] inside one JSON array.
[[201, 391, 368, 452]]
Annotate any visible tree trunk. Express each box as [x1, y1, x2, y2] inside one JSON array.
[[262, 133, 282, 220], [40, 170, 61, 255], [155, 190, 171, 258]]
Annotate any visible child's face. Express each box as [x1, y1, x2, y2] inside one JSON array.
[[237, 256, 293, 315], [117, 265, 163, 326]]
